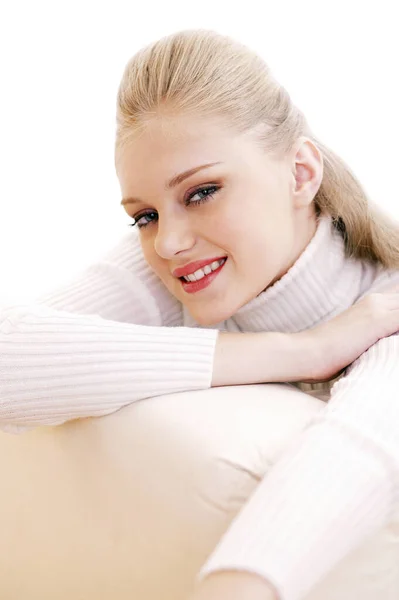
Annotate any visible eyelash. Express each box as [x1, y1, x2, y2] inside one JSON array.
[[128, 185, 221, 230]]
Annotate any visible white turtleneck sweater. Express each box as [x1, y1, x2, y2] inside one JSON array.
[[1, 213, 399, 600]]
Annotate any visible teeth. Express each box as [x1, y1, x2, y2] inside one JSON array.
[[193, 268, 205, 280], [183, 258, 225, 282]]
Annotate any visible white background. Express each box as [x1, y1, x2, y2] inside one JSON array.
[[0, 1, 398, 305]]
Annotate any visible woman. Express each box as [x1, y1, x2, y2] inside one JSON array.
[[1, 29, 399, 600]]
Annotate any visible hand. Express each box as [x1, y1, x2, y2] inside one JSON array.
[[187, 571, 279, 600], [298, 284, 399, 383]]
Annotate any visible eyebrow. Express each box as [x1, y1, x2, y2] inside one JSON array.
[[120, 161, 222, 206]]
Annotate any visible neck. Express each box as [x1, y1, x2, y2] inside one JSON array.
[[260, 209, 319, 295]]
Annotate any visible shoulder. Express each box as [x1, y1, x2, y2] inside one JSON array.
[[33, 228, 184, 328], [356, 262, 399, 300]]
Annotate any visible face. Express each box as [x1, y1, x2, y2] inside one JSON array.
[[116, 116, 321, 326]]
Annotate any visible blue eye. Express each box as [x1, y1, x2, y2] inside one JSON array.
[[129, 211, 158, 229], [128, 185, 220, 230], [187, 185, 219, 205]]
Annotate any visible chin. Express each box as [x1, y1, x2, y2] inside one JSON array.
[[188, 305, 235, 327], [196, 316, 223, 327], [188, 312, 220, 327]]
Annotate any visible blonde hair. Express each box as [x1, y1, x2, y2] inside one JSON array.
[[115, 29, 399, 268]]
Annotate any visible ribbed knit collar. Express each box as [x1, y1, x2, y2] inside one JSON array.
[[231, 213, 369, 334]]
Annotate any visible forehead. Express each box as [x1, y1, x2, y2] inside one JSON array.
[[116, 116, 253, 178]]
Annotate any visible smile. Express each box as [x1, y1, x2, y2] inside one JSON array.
[[179, 258, 227, 294], [181, 258, 226, 282]]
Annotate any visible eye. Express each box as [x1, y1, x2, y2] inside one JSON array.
[[128, 211, 158, 229], [128, 184, 221, 230], [185, 185, 220, 206]]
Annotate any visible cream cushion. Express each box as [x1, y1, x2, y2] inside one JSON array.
[[1, 383, 398, 599]]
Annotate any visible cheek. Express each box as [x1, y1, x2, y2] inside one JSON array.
[[215, 213, 244, 244], [141, 241, 162, 274], [234, 226, 284, 273], [147, 257, 166, 279], [142, 246, 174, 287]]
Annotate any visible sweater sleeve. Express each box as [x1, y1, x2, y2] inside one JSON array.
[[196, 332, 399, 600], [0, 229, 218, 433]]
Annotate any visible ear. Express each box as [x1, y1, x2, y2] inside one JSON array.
[[291, 137, 323, 209]]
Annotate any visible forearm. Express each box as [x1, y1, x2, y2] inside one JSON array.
[[197, 420, 393, 600], [0, 304, 217, 431], [212, 331, 313, 387]]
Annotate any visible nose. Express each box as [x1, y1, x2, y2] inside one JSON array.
[[153, 214, 196, 259]]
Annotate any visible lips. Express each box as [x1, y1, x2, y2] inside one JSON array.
[[172, 256, 227, 279], [180, 258, 227, 294]]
